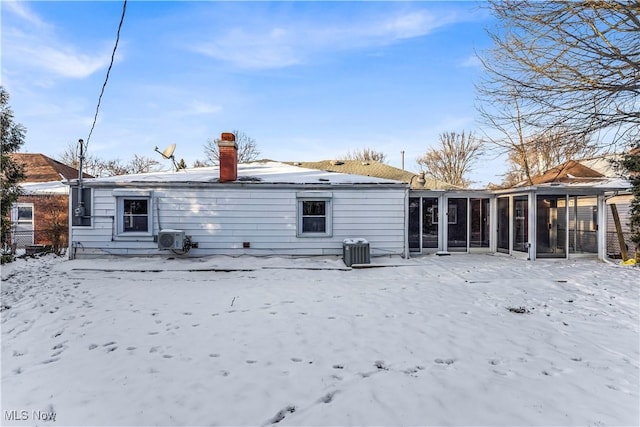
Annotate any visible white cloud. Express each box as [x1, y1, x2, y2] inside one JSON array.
[[182, 100, 223, 116], [192, 26, 301, 70], [461, 54, 482, 68], [190, 8, 464, 70], [2, 3, 116, 80], [2, 1, 50, 29]]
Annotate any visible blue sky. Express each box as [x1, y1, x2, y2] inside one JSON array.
[[2, 1, 506, 185]]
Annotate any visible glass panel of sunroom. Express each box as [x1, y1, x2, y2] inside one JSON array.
[[409, 198, 420, 251], [513, 196, 528, 252], [422, 198, 439, 249], [569, 196, 598, 254], [536, 195, 567, 258], [497, 198, 509, 253], [470, 198, 490, 248], [447, 198, 467, 251]]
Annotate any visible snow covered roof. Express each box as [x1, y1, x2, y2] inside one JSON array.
[[72, 161, 407, 187], [20, 181, 69, 195], [285, 160, 461, 190]]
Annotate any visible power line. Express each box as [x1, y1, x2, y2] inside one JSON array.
[[84, 0, 127, 152]]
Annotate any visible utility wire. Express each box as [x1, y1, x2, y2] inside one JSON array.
[[84, 0, 127, 152]]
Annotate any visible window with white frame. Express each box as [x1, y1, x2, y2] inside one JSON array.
[[117, 197, 151, 234], [11, 203, 34, 246], [297, 195, 332, 237]]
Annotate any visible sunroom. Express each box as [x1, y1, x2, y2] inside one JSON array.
[[493, 181, 629, 260], [408, 190, 495, 254]]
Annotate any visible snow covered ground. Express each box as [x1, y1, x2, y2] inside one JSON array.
[[1, 253, 638, 426]]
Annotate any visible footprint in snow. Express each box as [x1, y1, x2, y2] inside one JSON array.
[[209, 353, 220, 358], [319, 391, 337, 404], [434, 358, 455, 365], [291, 357, 303, 362], [88, 344, 98, 350], [374, 360, 389, 370], [246, 360, 258, 364], [266, 405, 296, 425]]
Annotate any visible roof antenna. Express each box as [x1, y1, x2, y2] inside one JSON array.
[[154, 143, 179, 171]]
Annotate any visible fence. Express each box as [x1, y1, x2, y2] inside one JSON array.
[[5, 227, 68, 254], [606, 231, 637, 259]]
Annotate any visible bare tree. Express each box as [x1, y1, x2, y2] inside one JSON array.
[[56, 142, 104, 177], [417, 131, 483, 188], [502, 128, 598, 186], [204, 130, 260, 165], [478, 1, 640, 150], [339, 148, 387, 163], [57, 143, 161, 177], [127, 154, 161, 174]]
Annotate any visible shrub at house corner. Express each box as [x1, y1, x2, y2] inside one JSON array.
[[0, 86, 26, 260]]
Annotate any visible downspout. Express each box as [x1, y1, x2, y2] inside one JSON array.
[[403, 186, 409, 258]]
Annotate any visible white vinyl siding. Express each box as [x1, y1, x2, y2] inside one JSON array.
[[69, 187, 405, 258]]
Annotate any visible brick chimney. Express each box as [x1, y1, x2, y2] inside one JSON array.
[[217, 132, 237, 182]]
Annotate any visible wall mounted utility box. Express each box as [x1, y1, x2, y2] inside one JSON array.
[[158, 230, 185, 250], [343, 238, 370, 267]]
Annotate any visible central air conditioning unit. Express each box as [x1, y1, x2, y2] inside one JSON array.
[[158, 230, 185, 250]]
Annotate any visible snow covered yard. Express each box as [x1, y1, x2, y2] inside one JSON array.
[[1, 253, 638, 426]]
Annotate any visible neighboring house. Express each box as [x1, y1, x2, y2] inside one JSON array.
[[287, 160, 461, 190], [8, 153, 90, 250], [67, 136, 407, 259]]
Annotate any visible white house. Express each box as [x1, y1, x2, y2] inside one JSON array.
[[66, 134, 634, 262], [67, 134, 408, 259]]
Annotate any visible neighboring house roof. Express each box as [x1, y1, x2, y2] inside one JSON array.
[[10, 153, 92, 182], [528, 160, 604, 185], [73, 161, 407, 187], [510, 156, 630, 191], [285, 160, 460, 190]]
